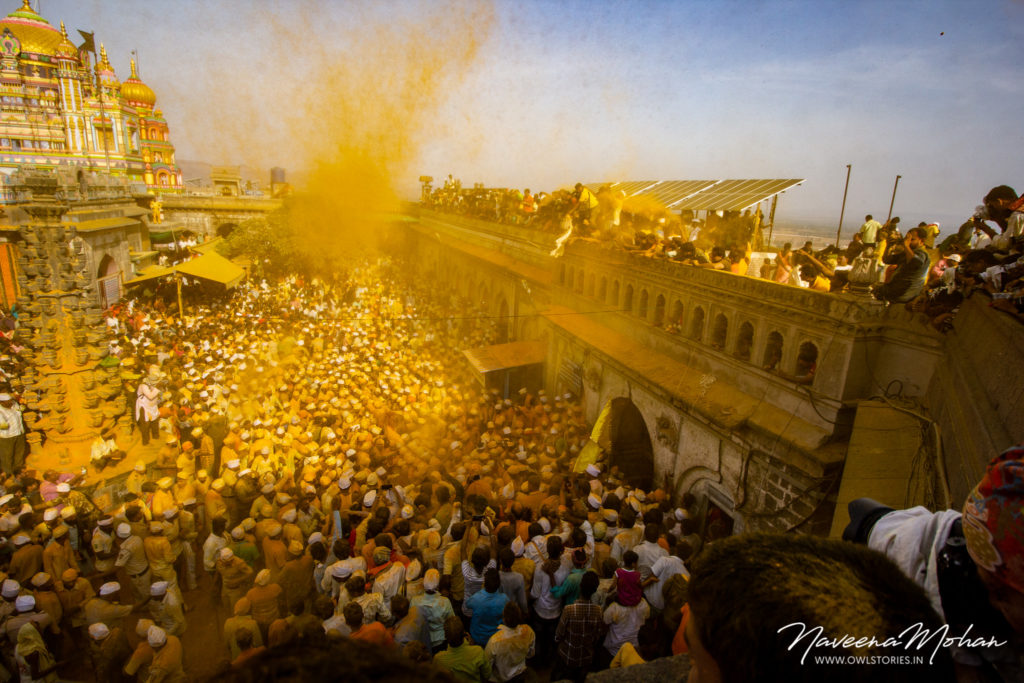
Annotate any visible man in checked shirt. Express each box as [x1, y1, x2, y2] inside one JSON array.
[[553, 571, 605, 683]]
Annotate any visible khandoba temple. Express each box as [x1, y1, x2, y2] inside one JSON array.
[[0, 1, 1018, 682]]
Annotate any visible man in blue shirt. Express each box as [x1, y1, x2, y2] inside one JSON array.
[[464, 568, 508, 645]]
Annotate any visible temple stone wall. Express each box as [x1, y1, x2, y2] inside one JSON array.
[[926, 295, 1024, 505], [402, 211, 961, 537]]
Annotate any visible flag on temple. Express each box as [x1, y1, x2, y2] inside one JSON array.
[[78, 30, 96, 54]]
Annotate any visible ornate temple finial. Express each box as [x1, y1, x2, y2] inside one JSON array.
[[21, 0, 31, 11], [130, 58, 138, 78], [60, 22, 68, 39]]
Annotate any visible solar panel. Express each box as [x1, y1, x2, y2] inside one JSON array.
[[676, 179, 804, 212], [581, 178, 804, 211], [634, 180, 718, 207]]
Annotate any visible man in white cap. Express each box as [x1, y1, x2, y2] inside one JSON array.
[[217, 546, 254, 611], [88, 619, 132, 683], [148, 581, 186, 636], [143, 523, 181, 602], [0, 392, 26, 476], [411, 568, 455, 653], [146, 624, 185, 683], [114, 523, 151, 605], [125, 461, 147, 497], [2, 594, 49, 642], [83, 582, 132, 629], [178, 499, 199, 591]]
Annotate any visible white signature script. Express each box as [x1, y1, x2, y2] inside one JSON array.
[[777, 622, 1009, 665]]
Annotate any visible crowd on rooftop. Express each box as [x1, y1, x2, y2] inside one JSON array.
[[425, 177, 1024, 332]]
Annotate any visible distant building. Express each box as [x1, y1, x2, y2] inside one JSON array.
[[0, 1, 183, 197]]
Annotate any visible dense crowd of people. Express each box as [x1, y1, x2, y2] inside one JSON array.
[[0, 260, 708, 682], [0, 181, 1018, 681]]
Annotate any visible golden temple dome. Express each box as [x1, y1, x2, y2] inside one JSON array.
[[0, 0, 62, 56], [54, 21, 76, 60], [121, 58, 156, 107]]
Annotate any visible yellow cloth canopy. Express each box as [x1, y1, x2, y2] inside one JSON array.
[[124, 252, 245, 289]]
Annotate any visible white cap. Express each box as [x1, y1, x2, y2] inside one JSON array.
[[15, 595, 34, 611], [1, 579, 20, 598], [587, 493, 601, 509], [423, 568, 440, 591], [43, 508, 58, 522], [585, 464, 600, 478], [150, 581, 168, 596], [147, 625, 167, 647], [116, 523, 132, 539], [89, 622, 110, 640], [99, 582, 120, 596], [510, 537, 525, 557], [363, 490, 376, 507]]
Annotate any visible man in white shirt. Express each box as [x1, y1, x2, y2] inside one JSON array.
[[633, 525, 668, 586], [602, 597, 650, 660], [644, 545, 689, 611], [0, 393, 26, 475], [485, 602, 535, 683]]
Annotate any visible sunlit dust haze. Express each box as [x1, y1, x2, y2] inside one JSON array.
[[183, 0, 494, 254]]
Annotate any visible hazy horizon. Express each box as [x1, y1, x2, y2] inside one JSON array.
[[38, 0, 1022, 237]]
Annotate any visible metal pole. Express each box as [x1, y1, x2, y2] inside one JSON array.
[[886, 175, 902, 223], [835, 164, 851, 247], [176, 272, 183, 319]]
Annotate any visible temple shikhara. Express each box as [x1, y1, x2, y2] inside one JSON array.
[[0, 0, 182, 194]]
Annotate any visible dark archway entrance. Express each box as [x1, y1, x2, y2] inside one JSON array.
[[216, 223, 238, 238], [97, 253, 117, 279], [497, 297, 510, 344], [605, 397, 654, 489]]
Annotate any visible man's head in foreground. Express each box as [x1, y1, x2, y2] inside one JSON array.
[[686, 533, 954, 683]]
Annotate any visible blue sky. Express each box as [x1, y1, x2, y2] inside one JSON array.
[[35, 0, 1024, 230]]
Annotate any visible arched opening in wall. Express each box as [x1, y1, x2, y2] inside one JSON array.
[[96, 253, 120, 309], [689, 306, 705, 341], [671, 300, 684, 326], [96, 253, 117, 279], [478, 283, 490, 312], [559, 263, 566, 285], [763, 331, 784, 371], [692, 480, 743, 540], [576, 270, 584, 294], [711, 314, 728, 350], [497, 297, 511, 344], [623, 284, 634, 312], [611, 281, 620, 306], [595, 397, 655, 489], [216, 223, 237, 238], [796, 341, 819, 384], [598, 277, 607, 302], [638, 289, 649, 319], [586, 274, 595, 297], [735, 321, 754, 360], [567, 266, 574, 290], [653, 294, 666, 327]]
